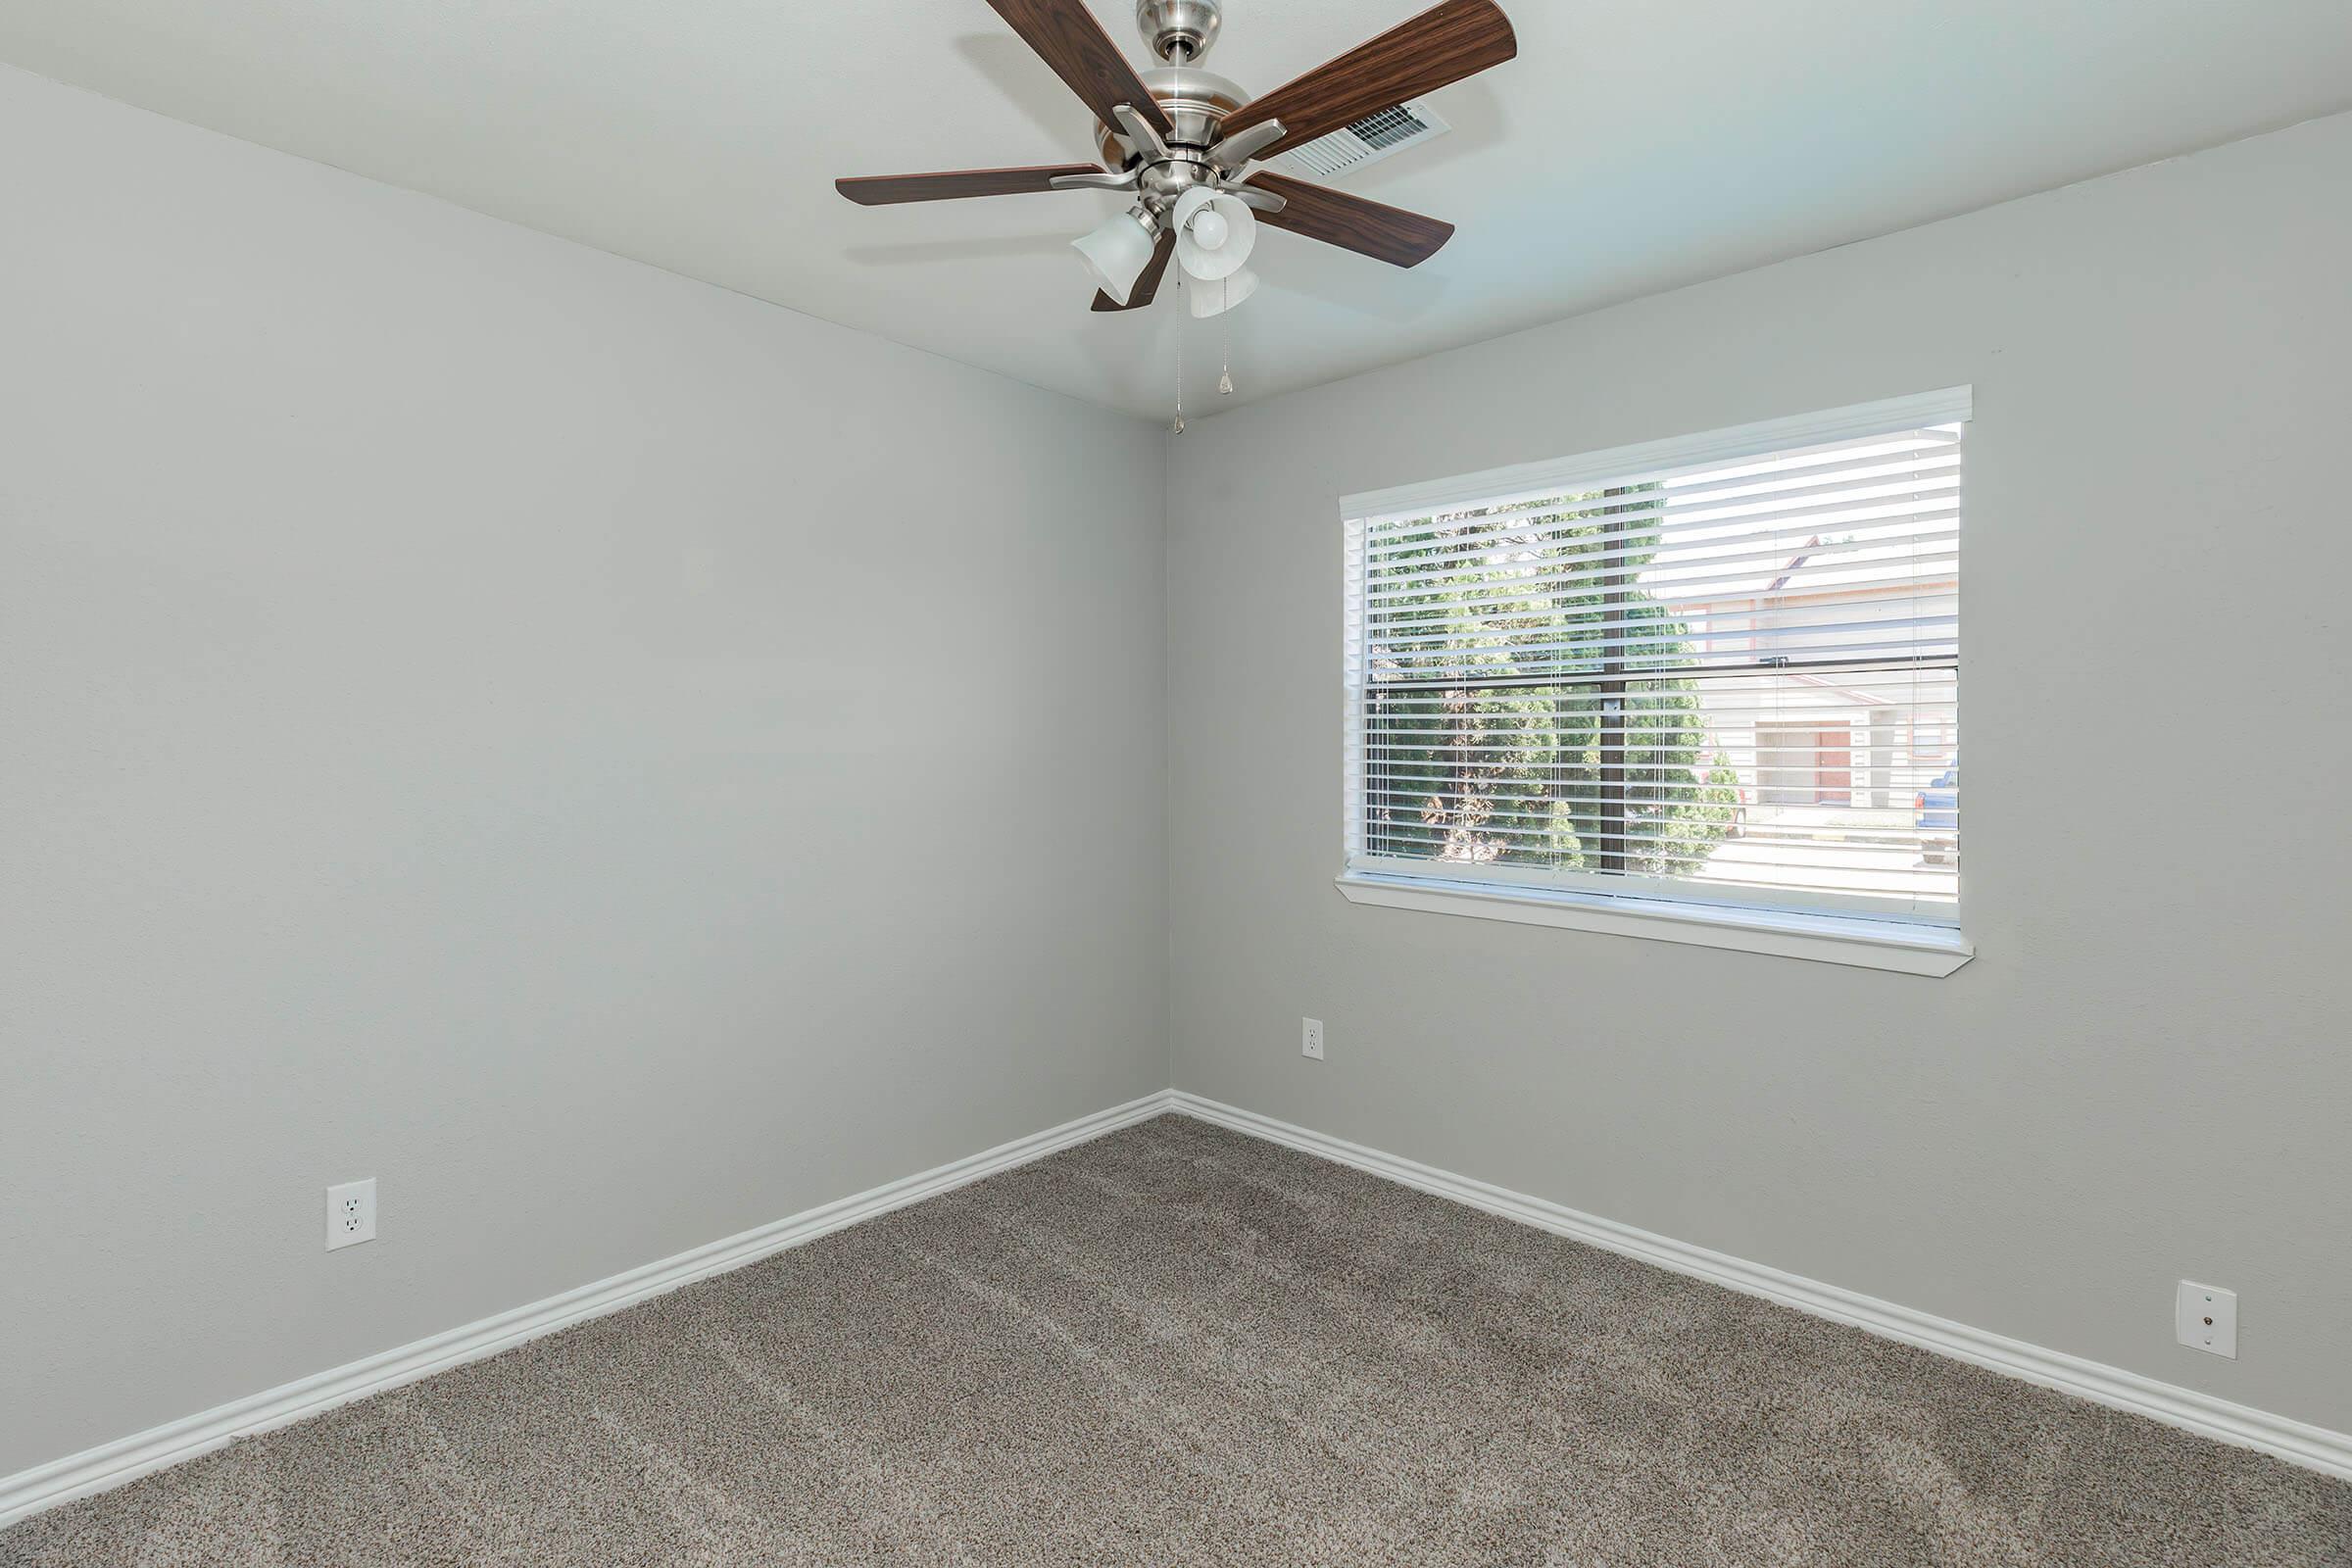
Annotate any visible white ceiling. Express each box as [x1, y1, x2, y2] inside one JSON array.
[[6, 1, 2349, 418]]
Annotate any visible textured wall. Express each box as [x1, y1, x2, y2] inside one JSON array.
[[0, 66, 1166, 1474], [1166, 112, 2352, 1434]]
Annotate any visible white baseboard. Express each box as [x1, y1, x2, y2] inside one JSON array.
[[11, 1085, 2344, 1531], [1170, 1091, 2352, 1483], [0, 1090, 1177, 1529]]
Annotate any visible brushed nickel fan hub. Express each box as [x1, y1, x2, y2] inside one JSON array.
[[1094, 64, 1246, 166], [1136, 157, 1218, 213], [1137, 0, 1222, 63]]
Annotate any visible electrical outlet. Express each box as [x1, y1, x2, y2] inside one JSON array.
[[1301, 1017, 1325, 1060], [326, 1178, 376, 1251], [2176, 1280, 2235, 1358]]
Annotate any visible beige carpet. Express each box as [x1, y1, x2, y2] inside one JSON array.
[[5, 1114, 2346, 1566]]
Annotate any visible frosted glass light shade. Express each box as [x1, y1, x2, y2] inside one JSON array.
[[1172, 187, 1255, 282], [1072, 210, 1159, 305], [1189, 266, 1259, 318]]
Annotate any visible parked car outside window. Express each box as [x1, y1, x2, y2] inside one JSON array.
[[1915, 761, 1958, 866]]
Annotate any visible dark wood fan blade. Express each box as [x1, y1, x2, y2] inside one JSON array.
[[1245, 172, 1454, 268], [835, 164, 1107, 205], [1091, 228, 1177, 311], [988, 0, 1175, 141], [1217, 0, 1515, 161]]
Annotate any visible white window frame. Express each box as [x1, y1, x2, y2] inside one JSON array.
[[1336, 389, 1975, 977]]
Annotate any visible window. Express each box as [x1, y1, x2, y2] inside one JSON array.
[[1339, 391, 1969, 973]]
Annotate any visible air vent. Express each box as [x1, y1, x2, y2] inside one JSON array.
[[1269, 101, 1451, 181]]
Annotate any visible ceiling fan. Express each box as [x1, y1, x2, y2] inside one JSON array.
[[836, 0, 1516, 317]]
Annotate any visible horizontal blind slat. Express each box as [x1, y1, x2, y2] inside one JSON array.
[[1360, 496, 1961, 587], [1360, 439, 1963, 551]]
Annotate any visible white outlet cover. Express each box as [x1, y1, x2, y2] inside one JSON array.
[[2176, 1279, 2236, 1358], [326, 1178, 377, 1251], [1301, 1017, 1325, 1060]]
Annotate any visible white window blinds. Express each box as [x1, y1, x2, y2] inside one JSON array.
[[1343, 392, 1965, 925]]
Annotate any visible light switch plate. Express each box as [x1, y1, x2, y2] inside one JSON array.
[[2176, 1280, 2235, 1358]]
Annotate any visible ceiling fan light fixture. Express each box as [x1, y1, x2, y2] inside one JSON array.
[[1073, 207, 1161, 305], [1172, 186, 1256, 282], [1189, 265, 1259, 318]]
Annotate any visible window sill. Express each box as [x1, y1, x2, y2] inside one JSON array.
[[1334, 872, 1975, 977]]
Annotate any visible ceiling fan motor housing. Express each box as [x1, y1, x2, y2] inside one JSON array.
[[1114, 0, 1239, 190], [1094, 63, 1247, 172]]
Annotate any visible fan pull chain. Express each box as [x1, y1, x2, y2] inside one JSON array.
[[1173, 275, 1186, 435], [1218, 277, 1235, 397]]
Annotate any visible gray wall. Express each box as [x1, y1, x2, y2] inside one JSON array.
[[0, 66, 1166, 1475], [1167, 112, 2352, 1433]]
